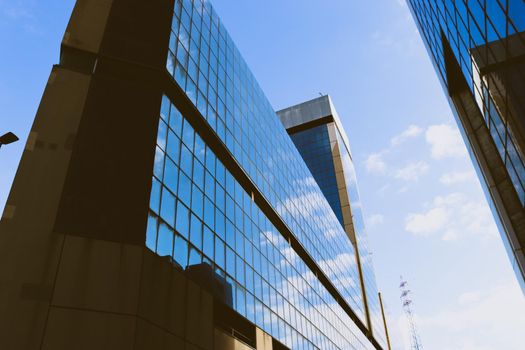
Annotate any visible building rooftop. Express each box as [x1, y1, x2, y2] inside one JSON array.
[[277, 94, 352, 157]]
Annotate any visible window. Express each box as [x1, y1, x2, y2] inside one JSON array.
[[174, 234, 189, 268], [164, 158, 179, 194], [190, 214, 203, 250], [157, 222, 174, 257], [175, 201, 190, 238], [203, 225, 214, 259], [160, 188, 176, 227]]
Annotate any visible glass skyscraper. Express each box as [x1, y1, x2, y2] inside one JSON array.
[[0, 0, 388, 349], [277, 96, 388, 348], [407, 0, 525, 292]]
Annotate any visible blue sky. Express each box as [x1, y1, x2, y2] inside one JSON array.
[[1, 1, 524, 349]]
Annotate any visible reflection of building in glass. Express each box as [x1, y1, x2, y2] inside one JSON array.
[[0, 0, 388, 349], [277, 95, 390, 349], [408, 0, 525, 292]]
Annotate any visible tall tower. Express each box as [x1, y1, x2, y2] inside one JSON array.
[[400, 277, 423, 350], [277, 95, 389, 349]]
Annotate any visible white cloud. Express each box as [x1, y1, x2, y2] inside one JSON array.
[[405, 193, 498, 241], [391, 124, 423, 146], [395, 161, 429, 181], [405, 207, 448, 236], [416, 282, 525, 350], [366, 152, 387, 174], [426, 124, 468, 159], [367, 213, 384, 227], [365, 124, 428, 184], [439, 170, 476, 186]]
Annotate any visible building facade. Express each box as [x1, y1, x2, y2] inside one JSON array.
[[277, 96, 389, 349], [407, 0, 525, 292], [0, 0, 386, 349]]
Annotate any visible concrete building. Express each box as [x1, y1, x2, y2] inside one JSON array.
[[0, 0, 388, 349], [277, 96, 389, 348]]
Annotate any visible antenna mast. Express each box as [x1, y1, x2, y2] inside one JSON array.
[[400, 276, 423, 350]]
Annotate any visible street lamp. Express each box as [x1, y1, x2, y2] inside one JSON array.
[[0, 132, 19, 149]]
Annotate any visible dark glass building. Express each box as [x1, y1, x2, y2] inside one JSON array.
[[407, 0, 525, 292], [0, 0, 387, 349], [277, 96, 390, 349]]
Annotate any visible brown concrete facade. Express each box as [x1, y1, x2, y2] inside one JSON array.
[[0, 1, 390, 349]]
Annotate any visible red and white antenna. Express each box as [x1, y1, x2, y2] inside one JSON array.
[[400, 276, 423, 350]]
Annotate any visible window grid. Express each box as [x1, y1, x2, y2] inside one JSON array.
[[167, 0, 370, 331], [409, 0, 525, 205], [148, 96, 374, 350]]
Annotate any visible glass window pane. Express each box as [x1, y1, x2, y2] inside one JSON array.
[[164, 158, 179, 194], [226, 195, 234, 221], [205, 147, 216, 175], [216, 160, 225, 184], [236, 286, 246, 317], [182, 119, 195, 150], [246, 292, 255, 323], [157, 222, 174, 257], [180, 145, 193, 177], [215, 211, 225, 240], [160, 95, 170, 122], [175, 62, 187, 88], [204, 197, 215, 229], [236, 255, 245, 284], [176, 201, 190, 238], [169, 105, 183, 136], [160, 187, 176, 227], [178, 171, 192, 206], [509, 0, 525, 32], [154, 147, 165, 180], [203, 225, 214, 259], [245, 265, 254, 293], [146, 213, 158, 252], [193, 160, 205, 189], [174, 235, 189, 269], [215, 184, 225, 212], [194, 133, 206, 163], [157, 120, 168, 150], [225, 220, 235, 248], [191, 184, 204, 218], [214, 238, 225, 269], [188, 247, 202, 266], [236, 232, 244, 259], [226, 246, 235, 276], [150, 177, 161, 214], [190, 214, 203, 250], [167, 129, 181, 163], [205, 171, 215, 201]]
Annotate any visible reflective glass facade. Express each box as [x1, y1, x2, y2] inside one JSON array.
[[290, 125, 344, 226], [145, 0, 384, 348], [408, 0, 525, 202], [408, 0, 525, 292], [290, 119, 386, 348], [280, 99, 388, 349]]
